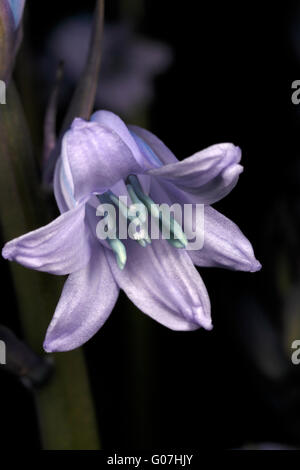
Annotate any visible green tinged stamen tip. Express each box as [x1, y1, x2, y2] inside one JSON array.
[[99, 179, 188, 260], [109, 238, 127, 270], [127, 175, 188, 249], [107, 187, 150, 249], [170, 220, 188, 248], [168, 239, 187, 249], [126, 184, 141, 206]]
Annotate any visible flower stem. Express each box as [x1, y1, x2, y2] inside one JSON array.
[[44, 0, 105, 185], [0, 82, 100, 450], [61, 0, 105, 133]]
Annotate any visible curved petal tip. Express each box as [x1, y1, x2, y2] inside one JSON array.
[[192, 306, 213, 331], [250, 259, 262, 273], [71, 117, 88, 130], [43, 341, 53, 354], [2, 242, 15, 261], [223, 163, 244, 185], [43, 339, 64, 354]]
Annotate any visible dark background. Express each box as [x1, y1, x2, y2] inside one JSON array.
[[1, 0, 300, 450]]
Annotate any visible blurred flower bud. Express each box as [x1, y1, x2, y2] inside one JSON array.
[[0, 0, 25, 81], [42, 17, 173, 119]]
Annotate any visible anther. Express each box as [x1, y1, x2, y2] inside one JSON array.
[[107, 190, 151, 247], [97, 193, 127, 269], [127, 175, 188, 249]]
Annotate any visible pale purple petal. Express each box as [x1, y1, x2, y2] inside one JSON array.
[[189, 206, 262, 272], [181, 162, 243, 205], [106, 237, 212, 331], [62, 118, 142, 203], [91, 110, 151, 192], [2, 204, 92, 275], [148, 143, 242, 203], [128, 125, 178, 165], [153, 164, 243, 206], [148, 142, 241, 186], [44, 243, 119, 352], [150, 179, 261, 273], [53, 158, 73, 213], [129, 127, 243, 204], [91, 110, 146, 168]]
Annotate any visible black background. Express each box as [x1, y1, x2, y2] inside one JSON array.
[[1, 0, 299, 450]]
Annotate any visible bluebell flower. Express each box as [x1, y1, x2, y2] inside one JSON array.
[[2, 110, 261, 352]]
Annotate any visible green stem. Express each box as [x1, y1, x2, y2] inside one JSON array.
[[61, 0, 105, 133], [44, 0, 105, 185], [0, 83, 100, 450]]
